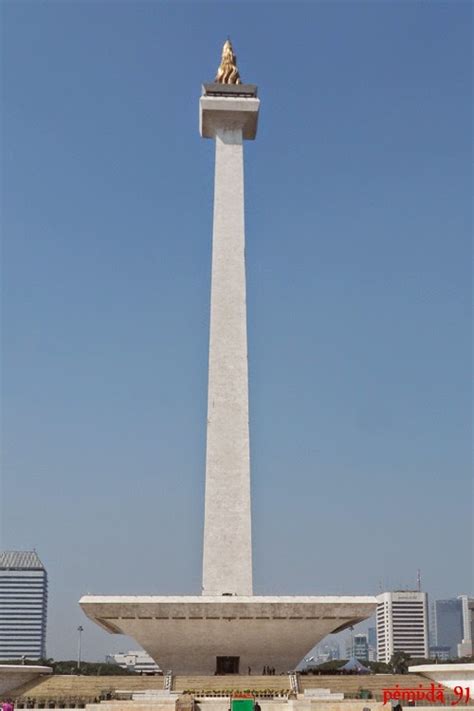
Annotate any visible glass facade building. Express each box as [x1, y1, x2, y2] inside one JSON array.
[[0, 551, 48, 660]]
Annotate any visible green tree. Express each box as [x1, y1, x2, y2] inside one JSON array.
[[389, 651, 411, 674]]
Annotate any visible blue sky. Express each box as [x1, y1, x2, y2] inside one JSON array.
[[2, 0, 472, 661]]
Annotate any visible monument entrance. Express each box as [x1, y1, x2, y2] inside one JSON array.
[[216, 656, 240, 675]]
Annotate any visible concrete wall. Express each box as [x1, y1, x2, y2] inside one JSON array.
[[84, 702, 387, 711], [409, 663, 474, 694], [0, 665, 52, 695]]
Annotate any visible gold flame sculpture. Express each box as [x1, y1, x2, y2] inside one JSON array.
[[215, 39, 241, 85]]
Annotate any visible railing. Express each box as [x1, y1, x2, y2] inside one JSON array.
[[181, 689, 291, 699], [289, 673, 299, 694], [15, 697, 99, 709]]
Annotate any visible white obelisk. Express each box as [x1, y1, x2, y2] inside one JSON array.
[[79, 46, 378, 674], [200, 43, 260, 596]]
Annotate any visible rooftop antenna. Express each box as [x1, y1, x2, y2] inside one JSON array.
[[417, 569, 422, 591]]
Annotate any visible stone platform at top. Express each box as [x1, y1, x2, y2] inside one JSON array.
[[200, 84, 260, 140], [203, 83, 257, 97]]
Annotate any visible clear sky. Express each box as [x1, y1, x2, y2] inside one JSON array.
[[2, 0, 472, 662]]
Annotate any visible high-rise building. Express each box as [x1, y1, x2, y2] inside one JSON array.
[[0, 551, 48, 660], [458, 596, 473, 655], [434, 598, 463, 658], [429, 600, 437, 646], [346, 633, 369, 661], [367, 627, 376, 648], [457, 596, 473, 657], [368, 626, 377, 661], [376, 591, 428, 663]]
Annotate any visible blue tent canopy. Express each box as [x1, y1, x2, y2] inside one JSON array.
[[339, 657, 371, 674]]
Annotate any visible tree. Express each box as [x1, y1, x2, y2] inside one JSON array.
[[389, 651, 411, 674]]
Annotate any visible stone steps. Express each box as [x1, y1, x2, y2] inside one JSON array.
[[11, 676, 164, 700], [173, 676, 290, 692]]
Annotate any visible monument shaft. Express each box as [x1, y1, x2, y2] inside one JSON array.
[[202, 127, 252, 596]]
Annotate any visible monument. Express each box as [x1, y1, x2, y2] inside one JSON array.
[[80, 40, 376, 675]]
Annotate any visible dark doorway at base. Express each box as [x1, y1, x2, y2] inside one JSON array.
[[216, 656, 240, 674]]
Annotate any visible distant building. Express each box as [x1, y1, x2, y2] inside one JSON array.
[[0, 551, 48, 660], [346, 634, 369, 661], [434, 597, 474, 659], [368, 626, 377, 662], [107, 650, 161, 674], [368, 647, 377, 662], [435, 598, 462, 658], [376, 591, 428, 663], [305, 643, 340, 666], [429, 600, 437, 647], [367, 627, 376, 648], [429, 645, 451, 661], [457, 596, 473, 657]]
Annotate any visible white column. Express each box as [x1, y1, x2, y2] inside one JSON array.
[[202, 127, 253, 596]]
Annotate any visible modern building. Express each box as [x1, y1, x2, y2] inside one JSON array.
[[311, 643, 340, 665], [367, 627, 376, 647], [429, 645, 452, 661], [433, 596, 473, 659], [368, 648, 377, 662], [457, 596, 473, 657], [346, 634, 369, 661], [80, 40, 377, 674], [376, 591, 428, 663], [367, 626, 377, 661], [429, 600, 438, 646], [0, 551, 48, 660], [434, 598, 464, 659], [107, 650, 161, 674], [460, 596, 473, 642]]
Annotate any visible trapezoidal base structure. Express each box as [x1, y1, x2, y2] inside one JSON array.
[[79, 595, 376, 674]]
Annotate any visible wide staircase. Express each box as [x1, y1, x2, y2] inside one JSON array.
[[173, 675, 291, 694], [9, 672, 474, 707], [10, 675, 164, 705]]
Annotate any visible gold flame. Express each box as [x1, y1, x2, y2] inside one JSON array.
[[215, 39, 241, 85]]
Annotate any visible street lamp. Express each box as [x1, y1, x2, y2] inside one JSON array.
[[77, 625, 84, 672]]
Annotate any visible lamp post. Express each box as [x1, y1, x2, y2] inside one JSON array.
[[77, 625, 84, 672]]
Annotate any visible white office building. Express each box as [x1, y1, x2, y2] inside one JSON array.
[[376, 591, 428, 663], [107, 650, 161, 674], [457, 596, 473, 657], [0, 551, 48, 660]]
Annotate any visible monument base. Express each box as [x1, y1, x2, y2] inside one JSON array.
[[80, 595, 376, 674]]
